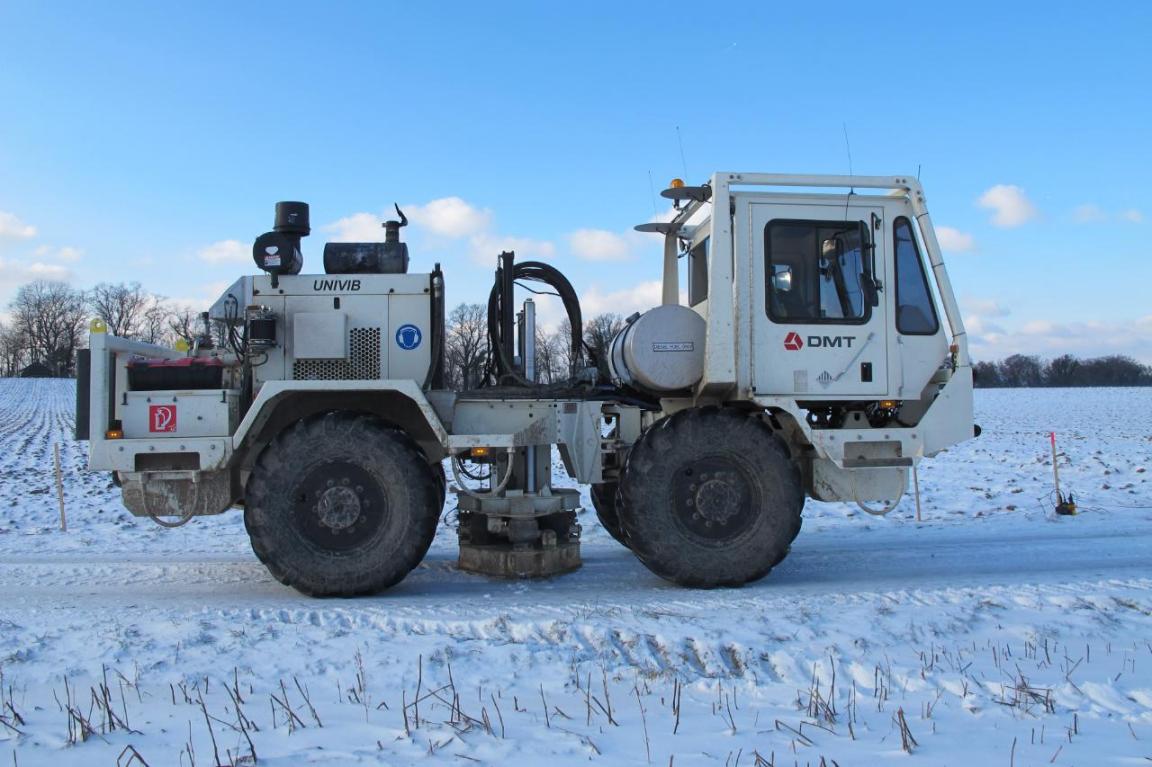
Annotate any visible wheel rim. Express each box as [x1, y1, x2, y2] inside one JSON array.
[[671, 456, 756, 542], [292, 461, 387, 552]]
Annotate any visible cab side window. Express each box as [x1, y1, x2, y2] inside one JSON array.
[[893, 217, 940, 335], [765, 220, 870, 324], [688, 237, 709, 306]]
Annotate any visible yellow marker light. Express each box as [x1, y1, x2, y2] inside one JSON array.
[[879, 400, 898, 409], [174, 339, 190, 352], [471, 447, 490, 458], [669, 178, 685, 189], [90, 318, 107, 334], [105, 429, 124, 440]]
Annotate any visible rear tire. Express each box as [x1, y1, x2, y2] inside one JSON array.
[[617, 407, 803, 588], [589, 482, 629, 547], [244, 412, 440, 596]]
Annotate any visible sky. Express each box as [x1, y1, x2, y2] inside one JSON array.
[[0, 1, 1149, 362]]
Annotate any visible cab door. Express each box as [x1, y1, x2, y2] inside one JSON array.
[[747, 199, 889, 398]]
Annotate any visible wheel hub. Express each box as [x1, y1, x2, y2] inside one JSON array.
[[293, 463, 386, 552], [315, 484, 363, 531], [694, 475, 741, 525], [673, 459, 755, 541]]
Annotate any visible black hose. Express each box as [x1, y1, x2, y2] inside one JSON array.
[[486, 260, 585, 386], [423, 264, 445, 390]]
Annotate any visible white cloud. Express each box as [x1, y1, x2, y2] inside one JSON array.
[[469, 233, 555, 264], [406, 197, 492, 239], [34, 245, 83, 262], [969, 315, 1152, 364], [961, 297, 1009, 318], [935, 226, 975, 253], [1072, 203, 1107, 224], [1073, 204, 1143, 224], [567, 229, 634, 262], [961, 297, 1010, 339], [325, 213, 387, 242], [977, 185, 1038, 228], [0, 257, 72, 300], [325, 198, 555, 266], [196, 239, 248, 264], [56, 246, 83, 263], [0, 211, 36, 240], [579, 280, 682, 320], [327, 199, 493, 243]]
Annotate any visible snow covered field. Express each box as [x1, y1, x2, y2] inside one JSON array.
[[0, 379, 1150, 766]]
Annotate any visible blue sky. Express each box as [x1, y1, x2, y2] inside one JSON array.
[[1, 1, 1149, 361]]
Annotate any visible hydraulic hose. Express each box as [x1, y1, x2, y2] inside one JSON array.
[[486, 260, 585, 386]]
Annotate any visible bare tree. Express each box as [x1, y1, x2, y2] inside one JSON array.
[[0, 322, 29, 377], [87, 282, 148, 338], [445, 303, 488, 390], [166, 305, 203, 345], [583, 313, 624, 380], [534, 325, 563, 383], [556, 317, 582, 376], [88, 281, 179, 346], [9, 280, 87, 376], [998, 354, 1044, 387], [139, 299, 172, 345], [973, 353, 1152, 388]]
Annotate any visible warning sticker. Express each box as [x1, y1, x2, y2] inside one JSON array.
[[149, 404, 177, 433]]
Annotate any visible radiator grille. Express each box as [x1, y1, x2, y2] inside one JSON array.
[[292, 327, 381, 380]]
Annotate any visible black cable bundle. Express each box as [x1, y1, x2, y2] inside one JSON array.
[[485, 259, 586, 386]]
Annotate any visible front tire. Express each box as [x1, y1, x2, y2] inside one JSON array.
[[244, 412, 440, 596], [617, 407, 803, 588]]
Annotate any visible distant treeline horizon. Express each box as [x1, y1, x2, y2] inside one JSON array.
[[973, 353, 1151, 388]]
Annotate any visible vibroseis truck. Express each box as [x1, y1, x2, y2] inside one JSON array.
[[76, 173, 977, 596]]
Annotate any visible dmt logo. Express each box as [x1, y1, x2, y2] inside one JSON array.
[[149, 405, 177, 433], [783, 332, 804, 351], [808, 335, 856, 349]]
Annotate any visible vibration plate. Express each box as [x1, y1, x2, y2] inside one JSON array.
[[458, 541, 582, 579]]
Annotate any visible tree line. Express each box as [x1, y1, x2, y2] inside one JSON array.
[[442, 303, 623, 390], [0, 280, 205, 377], [0, 279, 629, 386], [8, 279, 1146, 389], [973, 354, 1152, 388]]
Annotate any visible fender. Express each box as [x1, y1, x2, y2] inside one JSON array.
[[232, 379, 450, 459]]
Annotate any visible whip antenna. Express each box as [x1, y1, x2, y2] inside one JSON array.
[[676, 126, 689, 181]]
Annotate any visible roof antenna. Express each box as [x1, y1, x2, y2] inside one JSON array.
[[917, 163, 922, 180], [842, 122, 856, 219], [675, 126, 689, 182], [842, 122, 855, 180]]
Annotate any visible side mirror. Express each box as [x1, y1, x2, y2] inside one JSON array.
[[772, 265, 793, 292], [858, 219, 881, 306], [821, 237, 843, 261]]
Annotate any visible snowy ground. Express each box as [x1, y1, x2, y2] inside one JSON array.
[[0, 380, 1150, 766]]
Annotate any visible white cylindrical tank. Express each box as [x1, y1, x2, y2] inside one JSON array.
[[608, 305, 706, 393]]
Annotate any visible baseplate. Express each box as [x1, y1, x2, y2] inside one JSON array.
[[458, 542, 581, 579]]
